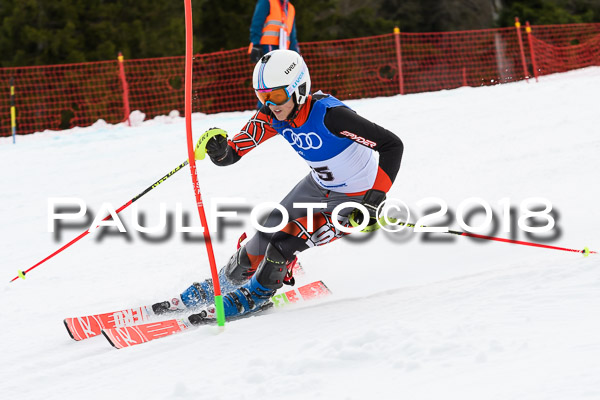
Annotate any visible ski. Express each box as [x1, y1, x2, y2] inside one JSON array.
[[64, 261, 306, 341], [101, 280, 331, 349], [64, 305, 154, 341]]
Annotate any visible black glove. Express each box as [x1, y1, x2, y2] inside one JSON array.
[[205, 133, 229, 162], [249, 46, 264, 63], [351, 189, 387, 226]]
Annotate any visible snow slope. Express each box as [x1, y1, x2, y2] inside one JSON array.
[[1, 67, 599, 400]]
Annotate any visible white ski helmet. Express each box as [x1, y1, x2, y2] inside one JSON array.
[[253, 49, 311, 105]]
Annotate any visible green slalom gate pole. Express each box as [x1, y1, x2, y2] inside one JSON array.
[[183, 0, 225, 327]]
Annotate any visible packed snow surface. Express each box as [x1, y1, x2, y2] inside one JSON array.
[[1, 67, 599, 400]]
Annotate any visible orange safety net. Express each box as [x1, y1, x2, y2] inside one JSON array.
[[527, 23, 600, 75], [0, 61, 123, 135], [1, 23, 599, 137], [301, 34, 400, 100], [125, 56, 185, 120], [398, 27, 526, 90]]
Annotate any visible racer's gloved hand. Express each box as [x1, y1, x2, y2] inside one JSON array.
[[350, 189, 387, 228], [205, 130, 229, 163], [249, 45, 264, 63], [194, 127, 228, 163]]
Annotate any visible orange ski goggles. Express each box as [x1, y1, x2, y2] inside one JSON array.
[[255, 86, 291, 106]]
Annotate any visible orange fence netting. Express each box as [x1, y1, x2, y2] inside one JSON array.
[[1, 22, 599, 136]]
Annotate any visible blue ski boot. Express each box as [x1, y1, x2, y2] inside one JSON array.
[[222, 243, 288, 318], [152, 245, 256, 315]]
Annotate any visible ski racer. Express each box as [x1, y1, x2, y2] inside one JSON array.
[[154, 49, 404, 319]]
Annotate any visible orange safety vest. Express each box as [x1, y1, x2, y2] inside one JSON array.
[[260, 0, 295, 48]]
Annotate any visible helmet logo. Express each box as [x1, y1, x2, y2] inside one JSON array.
[[288, 70, 305, 92], [284, 62, 297, 75]]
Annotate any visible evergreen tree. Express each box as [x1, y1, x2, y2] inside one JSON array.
[[496, 0, 600, 26], [0, 0, 187, 67], [194, 0, 255, 53]]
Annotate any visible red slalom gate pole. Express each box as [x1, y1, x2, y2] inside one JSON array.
[[117, 52, 132, 126], [393, 27, 405, 95], [183, 0, 225, 327], [515, 17, 530, 82], [525, 22, 539, 82]]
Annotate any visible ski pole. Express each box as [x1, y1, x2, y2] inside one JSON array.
[[349, 211, 594, 256], [10, 158, 191, 283], [183, 0, 225, 327], [394, 220, 595, 256]]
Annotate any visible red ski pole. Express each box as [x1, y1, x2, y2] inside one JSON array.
[[350, 217, 596, 256], [448, 228, 595, 256], [10, 159, 191, 283], [401, 221, 595, 256]]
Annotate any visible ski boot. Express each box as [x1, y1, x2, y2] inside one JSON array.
[[187, 244, 288, 323], [152, 245, 256, 315], [221, 243, 289, 318]]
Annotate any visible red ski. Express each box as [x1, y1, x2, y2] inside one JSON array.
[[101, 319, 192, 349], [64, 262, 306, 341], [64, 306, 153, 341], [102, 280, 331, 349]]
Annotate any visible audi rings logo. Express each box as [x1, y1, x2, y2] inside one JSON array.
[[283, 129, 323, 150]]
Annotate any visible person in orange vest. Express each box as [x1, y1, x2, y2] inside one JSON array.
[[249, 0, 300, 63]]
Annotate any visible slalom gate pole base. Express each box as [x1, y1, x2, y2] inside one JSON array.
[[214, 295, 225, 327]]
